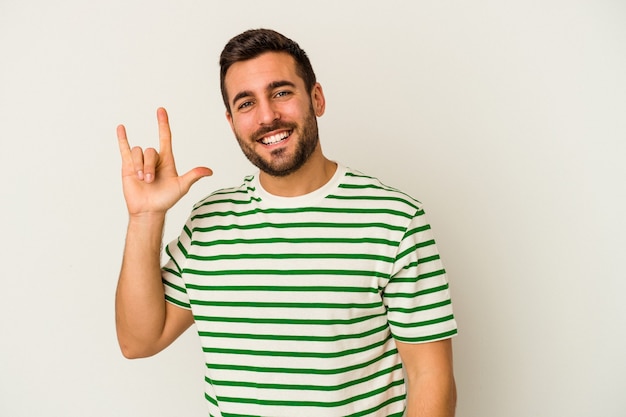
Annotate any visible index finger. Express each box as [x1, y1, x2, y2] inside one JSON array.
[[157, 107, 173, 159], [116, 124, 134, 172]]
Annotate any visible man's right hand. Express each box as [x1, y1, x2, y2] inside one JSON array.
[[115, 107, 210, 358], [117, 107, 213, 216]]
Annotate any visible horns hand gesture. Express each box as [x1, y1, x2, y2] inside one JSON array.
[[117, 107, 213, 216]]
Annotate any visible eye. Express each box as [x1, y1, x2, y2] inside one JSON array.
[[237, 100, 254, 111], [274, 90, 292, 99]]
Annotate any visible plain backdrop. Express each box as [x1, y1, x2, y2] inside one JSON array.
[[1, 1, 625, 416]]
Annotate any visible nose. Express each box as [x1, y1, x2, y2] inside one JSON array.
[[257, 99, 279, 125]]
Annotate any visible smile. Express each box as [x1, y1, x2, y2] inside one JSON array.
[[258, 130, 292, 145]]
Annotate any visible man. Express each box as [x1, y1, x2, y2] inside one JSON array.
[[116, 28, 457, 417]]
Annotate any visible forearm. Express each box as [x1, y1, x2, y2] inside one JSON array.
[[115, 213, 167, 357], [405, 371, 456, 417]]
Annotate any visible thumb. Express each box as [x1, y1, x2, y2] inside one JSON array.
[[179, 167, 213, 193]]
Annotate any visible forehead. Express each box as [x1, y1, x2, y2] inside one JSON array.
[[224, 52, 303, 97]]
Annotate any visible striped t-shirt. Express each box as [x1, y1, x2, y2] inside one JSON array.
[[162, 164, 457, 417]]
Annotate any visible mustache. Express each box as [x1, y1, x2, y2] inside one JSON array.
[[253, 121, 297, 141]]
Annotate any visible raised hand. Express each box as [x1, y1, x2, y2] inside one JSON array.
[[117, 107, 213, 216]]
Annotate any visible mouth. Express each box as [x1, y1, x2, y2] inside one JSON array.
[[258, 130, 292, 146]]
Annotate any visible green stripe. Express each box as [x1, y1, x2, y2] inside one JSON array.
[[344, 171, 376, 180], [190, 300, 382, 309], [345, 394, 406, 417], [384, 283, 450, 298], [418, 269, 447, 280], [162, 279, 186, 294], [198, 323, 389, 343], [164, 294, 190, 309], [187, 252, 394, 263], [206, 345, 397, 374], [338, 183, 393, 191], [202, 336, 390, 359], [164, 244, 182, 274], [391, 268, 446, 283], [214, 391, 406, 417], [206, 362, 402, 392], [191, 206, 412, 221], [327, 193, 419, 210], [215, 379, 405, 408], [393, 328, 458, 343], [403, 223, 431, 237], [341, 173, 422, 204], [161, 266, 181, 278], [403, 254, 441, 269], [192, 221, 405, 233], [194, 311, 386, 326], [201, 198, 258, 206], [176, 240, 188, 257], [191, 236, 399, 247], [387, 299, 452, 314], [388, 314, 456, 328], [183, 268, 387, 278], [195, 194, 260, 210], [395, 239, 436, 261], [186, 284, 379, 293], [205, 392, 218, 407]]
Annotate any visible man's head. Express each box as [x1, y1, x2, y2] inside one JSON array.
[[219, 29, 326, 180], [220, 29, 317, 113]]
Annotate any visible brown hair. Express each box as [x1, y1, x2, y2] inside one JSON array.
[[219, 29, 317, 113]]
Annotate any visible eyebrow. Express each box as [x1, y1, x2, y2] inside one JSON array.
[[231, 80, 297, 107]]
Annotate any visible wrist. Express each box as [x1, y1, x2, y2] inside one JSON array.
[[128, 211, 167, 224], [126, 212, 167, 239]]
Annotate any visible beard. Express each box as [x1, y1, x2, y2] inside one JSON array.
[[234, 106, 320, 177]]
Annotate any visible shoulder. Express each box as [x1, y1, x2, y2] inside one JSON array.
[[190, 174, 259, 217], [338, 167, 424, 215]]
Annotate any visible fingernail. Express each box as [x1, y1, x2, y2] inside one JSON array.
[[137, 170, 144, 180], [145, 173, 153, 183]]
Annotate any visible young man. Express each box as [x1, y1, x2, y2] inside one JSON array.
[[116, 29, 457, 417]]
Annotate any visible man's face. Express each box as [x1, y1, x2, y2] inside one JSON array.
[[224, 52, 325, 177]]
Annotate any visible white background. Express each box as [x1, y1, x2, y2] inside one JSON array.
[[1, 1, 625, 416]]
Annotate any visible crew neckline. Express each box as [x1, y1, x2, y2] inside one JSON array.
[[252, 163, 347, 208]]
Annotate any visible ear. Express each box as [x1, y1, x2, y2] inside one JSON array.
[[225, 110, 235, 133], [311, 82, 326, 117]]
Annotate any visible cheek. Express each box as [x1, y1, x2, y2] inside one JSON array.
[[230, 115, 254, 136]]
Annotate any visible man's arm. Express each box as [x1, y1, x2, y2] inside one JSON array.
[[114, 108, 212, 358], [115, 213, 194, 358], [396, 338, 457, 417]]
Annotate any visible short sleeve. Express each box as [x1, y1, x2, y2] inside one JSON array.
[[383, 207, 458, 343], [161, 218, 193, 310]]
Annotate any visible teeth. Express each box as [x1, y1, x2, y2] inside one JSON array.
[[260, 131, 290, 145]]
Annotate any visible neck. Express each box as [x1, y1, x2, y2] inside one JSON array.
[[259, 148, 337, 197]]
